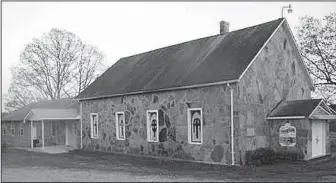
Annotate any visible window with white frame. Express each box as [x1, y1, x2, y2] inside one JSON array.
[[90, 113, 99, 139], [20, 124, 24, 136], [115, 112, 125, 140], [146, 110, 159, 142], [11, 123, 15, 135], [51, 122, 57, 136], [187, 108, 203, 144]]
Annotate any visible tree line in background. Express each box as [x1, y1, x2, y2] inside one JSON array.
[[295, 12, 336, 103], [3, 11, 336, 112], [4, 28, 107, 111]]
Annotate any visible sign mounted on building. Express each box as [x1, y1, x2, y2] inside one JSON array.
[[279, 122, 296, 146]]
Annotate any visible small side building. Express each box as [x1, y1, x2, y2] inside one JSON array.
[[1, 98, 81, 151], [268, 99, 336, 159]]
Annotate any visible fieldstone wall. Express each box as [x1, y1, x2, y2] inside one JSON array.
[[81, 84, 240, 165], [269, 119, 311, 160], [237, 23, 312, 163]]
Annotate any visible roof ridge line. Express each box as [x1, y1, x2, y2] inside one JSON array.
[[119, 19, 285, 62], [232, 18, 284, 33], [118, 34, 221, 61]]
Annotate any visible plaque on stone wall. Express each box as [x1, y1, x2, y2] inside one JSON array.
[[247, 128, 255, 137], [279, 123, 296, 146]]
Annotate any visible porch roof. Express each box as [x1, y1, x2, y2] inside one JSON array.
[[267, 99, 336, 120], [24, 108, 80, 121], [2, 98, 79, 122]]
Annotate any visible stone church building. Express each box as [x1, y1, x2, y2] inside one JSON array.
[[75, 18, 336, 165]]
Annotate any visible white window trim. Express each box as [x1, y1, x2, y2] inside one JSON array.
[[20, 124, 24, 136], [115, 111, 126, 140], [146, 110, 159, 142], [187, 108, 203, 145], [90, 113, 99, 139], [11, 122, 15, 136]]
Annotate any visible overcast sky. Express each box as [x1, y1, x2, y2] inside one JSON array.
[[2, 2, 336, 110]]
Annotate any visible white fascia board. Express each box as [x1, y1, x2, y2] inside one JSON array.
[[309, 115, 336, 120], [40, 118, 79, 120], [328, 106, 336, 115], [317, 106, 332, 115], [308, 100, 324, 118], [77, 79, 238, 101], [282, 20, 315, 91], [320, 100, 332, 114], [267, 116, 305, 120], [23, 110, 33, 123]]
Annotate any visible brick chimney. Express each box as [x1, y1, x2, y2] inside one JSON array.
[[220, 21, 230, 35]]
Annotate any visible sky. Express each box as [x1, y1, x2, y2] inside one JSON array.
[[2, 2, 336, 110]]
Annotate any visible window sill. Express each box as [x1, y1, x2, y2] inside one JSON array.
[[148, 140, 159, 143]]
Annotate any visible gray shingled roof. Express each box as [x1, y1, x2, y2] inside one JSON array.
[[76, 18, 285, 100], [2, 98, 79, 122], [26, 109, 80, 121], [267, 99, 323, 118]]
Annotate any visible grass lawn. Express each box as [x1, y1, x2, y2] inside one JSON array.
[[2, 147, 336, 182]]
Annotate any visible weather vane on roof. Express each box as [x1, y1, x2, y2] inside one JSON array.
[[281, 4, 293, 18]]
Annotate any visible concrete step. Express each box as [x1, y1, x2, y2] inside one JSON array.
[[307, 154, 333, 165], [65, 146, 76, 151]]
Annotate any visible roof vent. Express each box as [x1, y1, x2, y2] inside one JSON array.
[[220, 21, 230, 35]]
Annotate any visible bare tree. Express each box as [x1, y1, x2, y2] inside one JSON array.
[[5, 28, 106, 111], [295, 12, 336, 103]]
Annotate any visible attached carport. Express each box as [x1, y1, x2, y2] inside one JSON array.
[[24, 108, 80, 150]]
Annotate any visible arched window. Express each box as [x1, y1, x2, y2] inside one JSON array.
[[188, 108, 203, 144]]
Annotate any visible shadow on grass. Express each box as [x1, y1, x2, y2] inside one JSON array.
[[2, 148, 336, 181]]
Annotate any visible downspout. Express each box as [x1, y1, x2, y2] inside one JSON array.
[[31, 120, 33, 148], [80, 101, 83, 149], [227, 83, 235, 166]]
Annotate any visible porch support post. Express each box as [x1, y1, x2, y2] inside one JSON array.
[[80, 102, 83, 149], [65, 121, 68, 146], [42, 120, 45, 149], [31, 121, 33, 148]]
